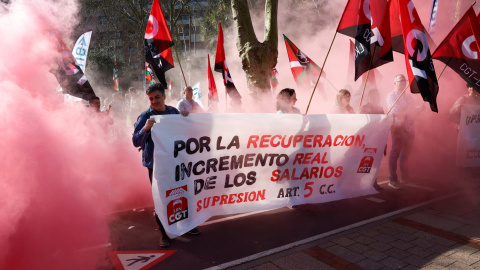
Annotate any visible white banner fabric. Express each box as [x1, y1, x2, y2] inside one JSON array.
[[457, 105, 480, 167], [151, 113, 393, 237], [72, 31, 92, 73]]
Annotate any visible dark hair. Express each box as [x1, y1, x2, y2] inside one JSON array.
[[89, 96, 100, 104], [146, 82, 165, 95], [276, 88, 296, 111]]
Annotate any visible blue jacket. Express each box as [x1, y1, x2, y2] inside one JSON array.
[[132, 105, 179, 168]]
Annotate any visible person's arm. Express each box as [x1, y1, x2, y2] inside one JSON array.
[[449, 96, 465, 124], [450, 96, 465, 116], [386, 92, 398, 116], [132, 113, 150, 148]]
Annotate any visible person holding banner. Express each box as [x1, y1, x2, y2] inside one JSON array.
[[177, 86, 202, 116], [449, 82, 480, 125], [132, 83, 199, 248], [360, 88, 385, 191], [386, 75, 424, 189], [276, 88, 301, 114], [331, 89, 355, 114], [276, 88, 300, 209], [360, 89, 384, 114]]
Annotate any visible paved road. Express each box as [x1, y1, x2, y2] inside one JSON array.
[[101, 172, 479, 270]]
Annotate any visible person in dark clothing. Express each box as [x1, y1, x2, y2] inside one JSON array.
[[132, 83, 199, 248]]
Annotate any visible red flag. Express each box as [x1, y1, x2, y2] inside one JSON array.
[[207, 54, 218, 104], [337, 0, 393, 81], [145, 0, 174, 87], [214, 23, 241, 100], [389, 0, 404, 53], [390, 0, 436, 54], [370, 0, 393, 68], [336, 0, 370, 37], [433, 7, 480, 92], [398, 0, 439, 112], [283, 34, 325, 90]]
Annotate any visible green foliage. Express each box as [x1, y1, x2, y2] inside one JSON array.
[[195, 0, 232, 53]]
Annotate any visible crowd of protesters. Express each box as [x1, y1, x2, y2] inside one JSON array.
[[81, 73, 480, 248]]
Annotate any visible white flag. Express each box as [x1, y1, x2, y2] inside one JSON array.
[[192, 82, 204, 108], [72, 31, 92, 73]]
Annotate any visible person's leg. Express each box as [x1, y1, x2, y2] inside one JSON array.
[[399, 135, 414, 181], [148, 168, 170, 246], [388, 131, 402, 186]]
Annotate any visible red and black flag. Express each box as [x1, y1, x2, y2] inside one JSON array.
[[337, 0, 393, 81], [390, 0, 436, 54], [370, 0, 393, 68], [207, 54, 219, 105], [398, 0, 439, 112], [214, 22, 241, 100], [144, 0, 174, 87], [433, 7, 480, 92], [284, 35, 325, 90], [51, 32, 96, 101], [348, 39, 383, 89]]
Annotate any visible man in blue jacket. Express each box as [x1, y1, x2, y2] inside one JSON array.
[[132, 83, 199, 248]]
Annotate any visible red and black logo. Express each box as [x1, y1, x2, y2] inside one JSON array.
[[166, 185, 188, 225], [357, 156, 374, 173]]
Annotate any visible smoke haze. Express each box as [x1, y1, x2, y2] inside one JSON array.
[[0, 1, 151, 269], [0, 0, 477, 269]]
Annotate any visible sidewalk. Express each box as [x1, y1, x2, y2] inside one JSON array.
[[217, 184, 480, 270]]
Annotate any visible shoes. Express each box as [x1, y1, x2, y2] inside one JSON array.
[[373, 182, 383, 191], [388, 181, 401, 190], [288, 205, 298, 209], [158, 237, 170, 247], [188, 227, 201, 235]]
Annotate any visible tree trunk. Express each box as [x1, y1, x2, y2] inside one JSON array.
[[231, 0, 278, 98]]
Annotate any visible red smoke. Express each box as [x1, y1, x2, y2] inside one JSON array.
[[0, 1, 151, 269]]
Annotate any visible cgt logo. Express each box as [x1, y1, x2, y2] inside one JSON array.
[[166, 185, 189, 225], [357, 156, 374, 173], [167, 197, 188, 225]]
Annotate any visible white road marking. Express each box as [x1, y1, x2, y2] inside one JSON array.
[[405, 183, 435, 192], [200, 210, 274, 226], [366, 197, 385, 203]]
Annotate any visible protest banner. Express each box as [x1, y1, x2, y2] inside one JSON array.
[[151, 113, 392, 237], [457, 105, 480, 167]]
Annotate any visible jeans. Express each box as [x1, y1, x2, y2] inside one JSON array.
[[148, 168, 169, 240]]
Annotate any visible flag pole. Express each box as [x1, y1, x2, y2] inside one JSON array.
[[305, 32, 337, 115], [358, 46, 377, 112], [325, 76, 339, 92], [436, 63, 449, 81], [387, 61, 448, 115], [172, 45, 188, 87], [386, 83, 410, 115]]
